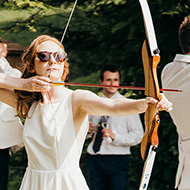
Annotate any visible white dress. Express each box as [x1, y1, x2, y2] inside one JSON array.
[[19, 91, 89, 190]]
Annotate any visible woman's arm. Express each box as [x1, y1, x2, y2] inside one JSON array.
[[0, 88, 17, 108], [0, 73, 25, 90], [0, 74, 24, 108], [0, 73, 51, 108], [72, 89, 172, 119]]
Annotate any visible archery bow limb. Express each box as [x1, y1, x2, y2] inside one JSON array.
[[138, 0, 162, 189]]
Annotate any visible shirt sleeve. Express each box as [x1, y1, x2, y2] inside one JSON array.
[[113, 114, 144, 146], [0, 57, 21, 77]]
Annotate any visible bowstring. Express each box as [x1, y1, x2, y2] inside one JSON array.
[[48, 0, 78, 109], [60, 0, 78, 45]]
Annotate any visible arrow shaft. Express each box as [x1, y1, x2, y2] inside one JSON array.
[[51, 81, 181, 92]]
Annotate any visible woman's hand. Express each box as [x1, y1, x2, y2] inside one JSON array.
[[22, 76, 51, 92], [145, 93, 173, 112], [157, 93, 173, 112]]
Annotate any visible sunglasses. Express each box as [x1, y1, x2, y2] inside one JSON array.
[[36, 51, 67, 63]]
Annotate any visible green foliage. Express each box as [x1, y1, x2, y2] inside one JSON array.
[[4, 0, 50, 9], [0, 0, 189, 189], [8, 148, 27, 190]]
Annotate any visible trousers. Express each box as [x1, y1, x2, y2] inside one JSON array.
[[0, 148, 9, 190], [87, 154, 129, 190]]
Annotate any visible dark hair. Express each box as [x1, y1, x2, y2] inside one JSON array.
[[99, 65, 121, 81], [179, 15, 190, 54]]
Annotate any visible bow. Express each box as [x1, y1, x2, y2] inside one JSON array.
[[138, 0, 161, 189]]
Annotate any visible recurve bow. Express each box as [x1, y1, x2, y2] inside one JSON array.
[[138, 0, 161, 189]]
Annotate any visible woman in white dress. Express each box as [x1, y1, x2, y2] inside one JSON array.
[[0, 35, 172, 190]]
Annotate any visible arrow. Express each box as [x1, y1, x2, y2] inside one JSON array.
[[51, 81, 182, 92]]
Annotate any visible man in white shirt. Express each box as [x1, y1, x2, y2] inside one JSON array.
[[161, 15, 190, 190], [87, 65, 144, 190], [0, 41, 22, 190]]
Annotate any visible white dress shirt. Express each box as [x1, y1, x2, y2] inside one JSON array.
[[0, 57, 23, 149], [87, 91, 144, 155], [161, 54, 190, 190]]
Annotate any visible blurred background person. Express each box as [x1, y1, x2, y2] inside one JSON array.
[[0, 40, 22, 190], [87, 65, 144, 190], [161, 15, 190, 190]]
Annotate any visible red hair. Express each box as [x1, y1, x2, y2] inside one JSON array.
[[15, 35, 69, 119]]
